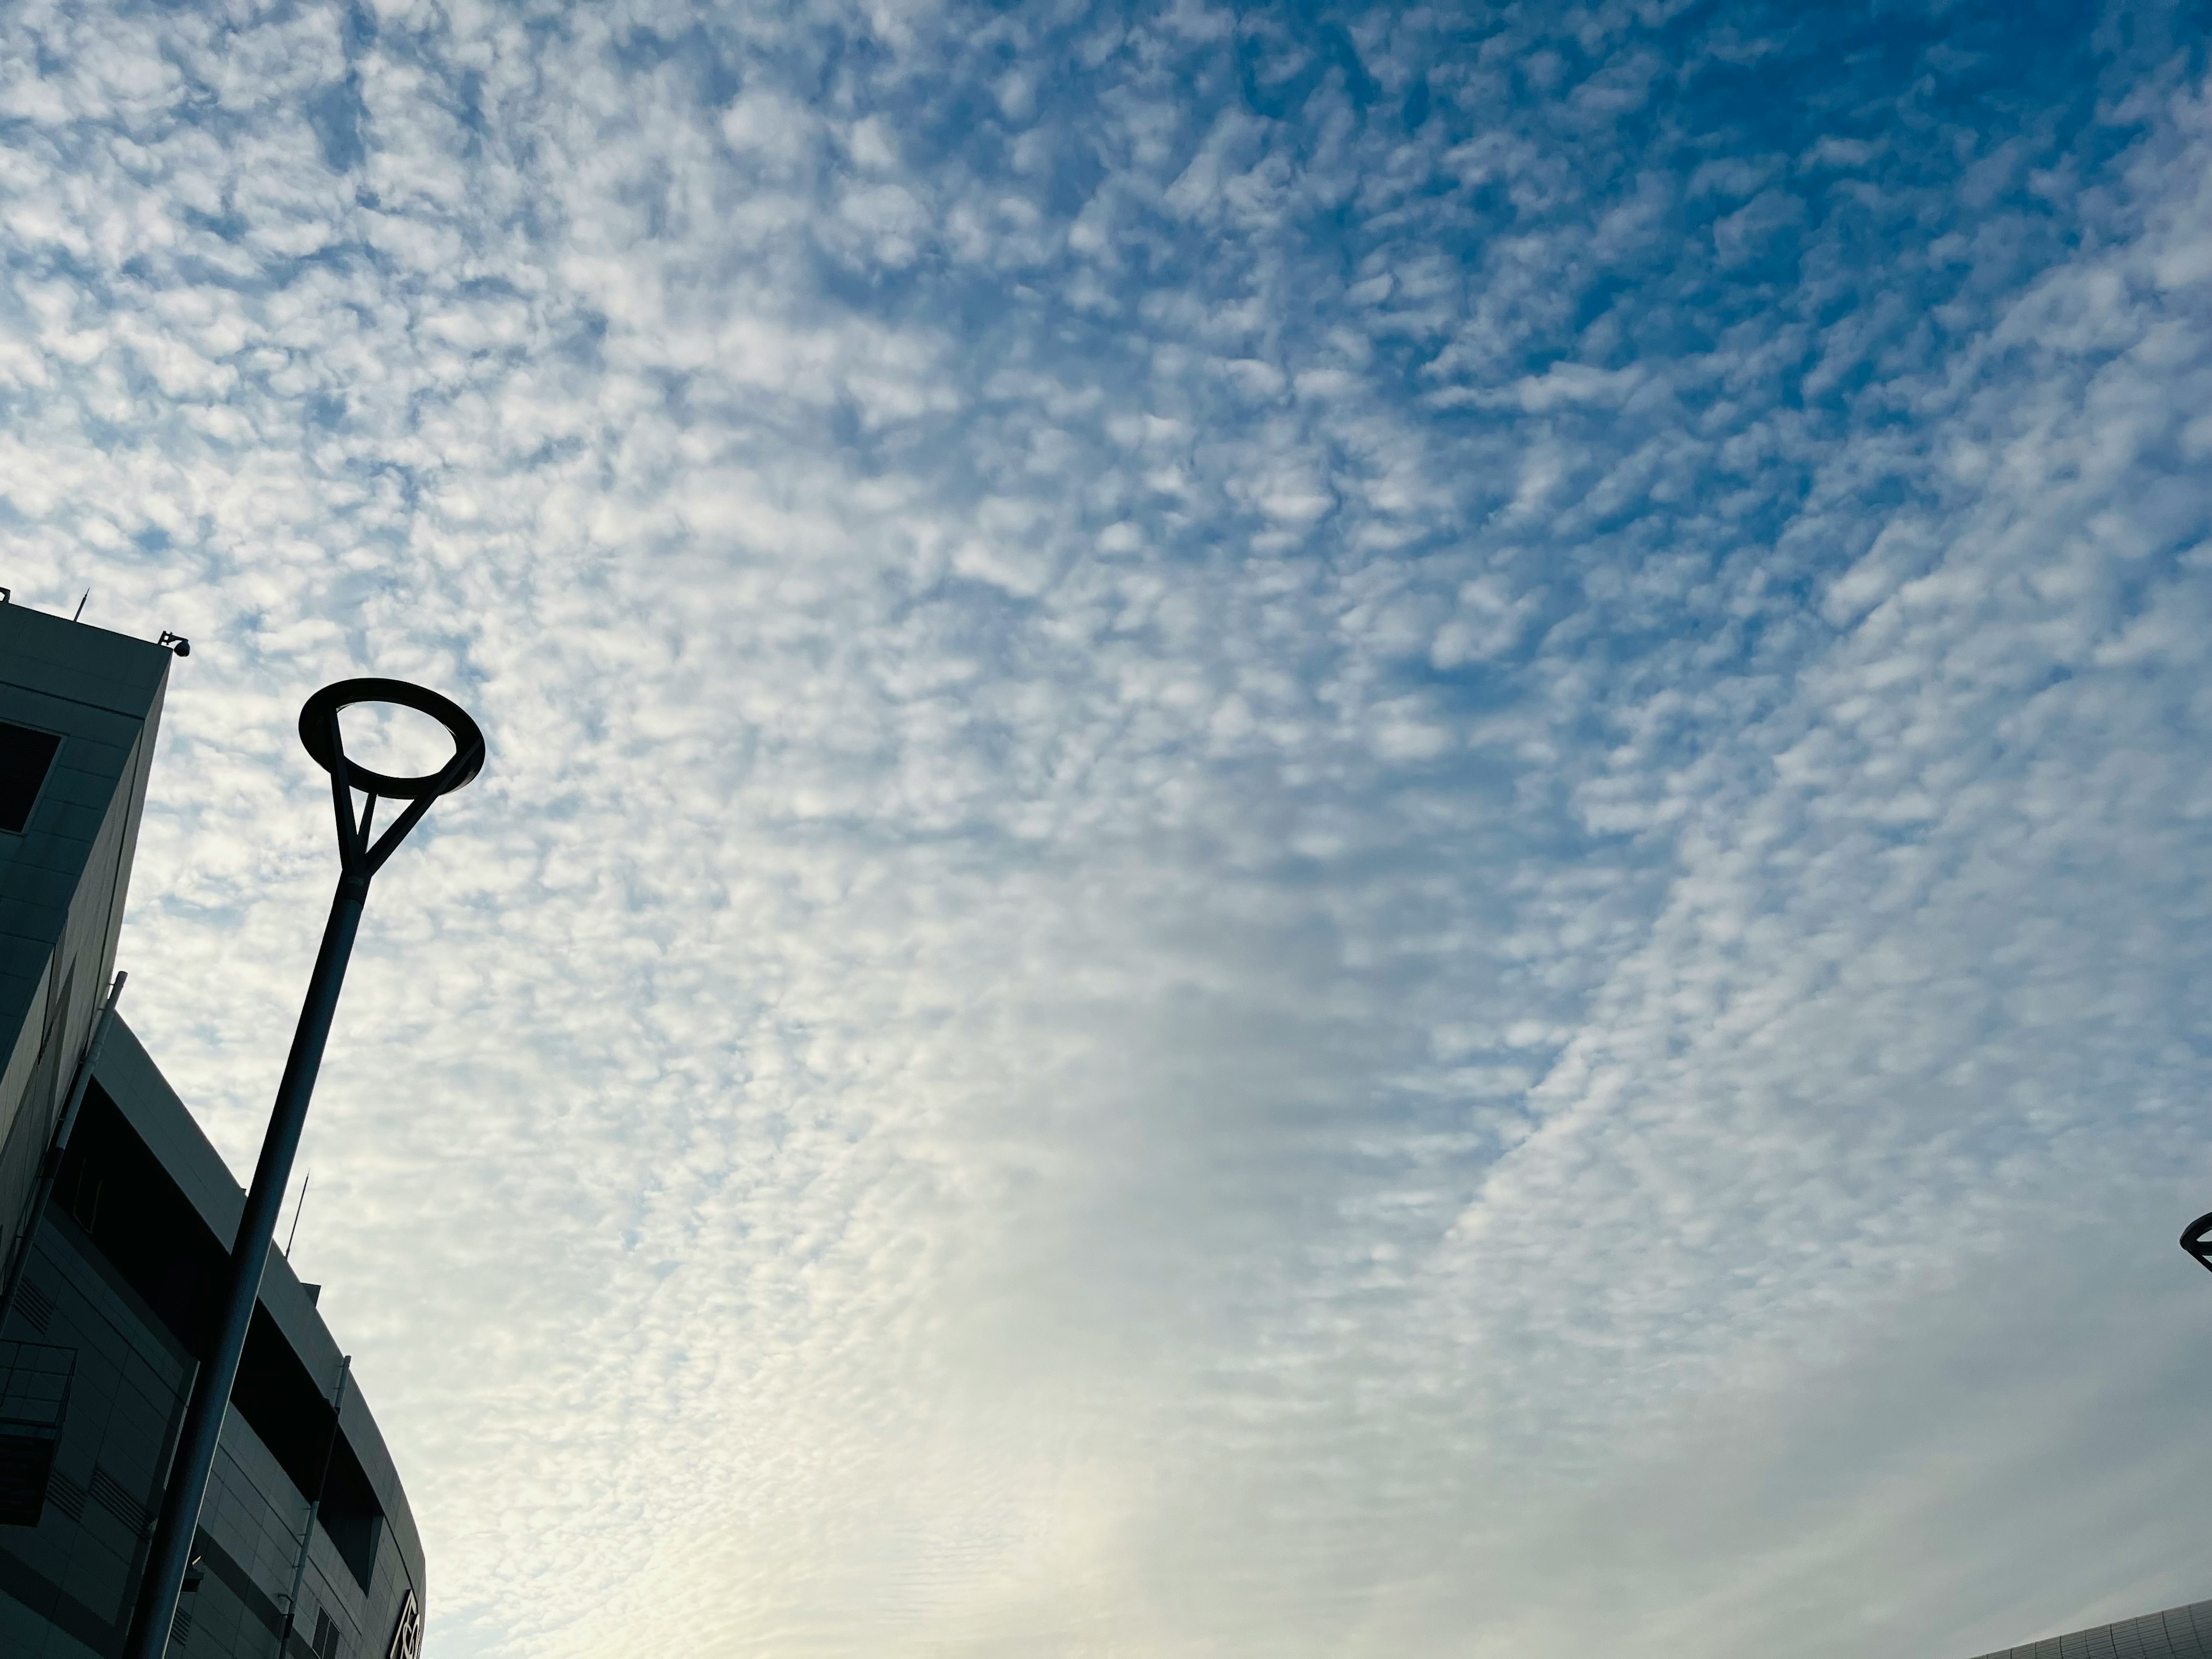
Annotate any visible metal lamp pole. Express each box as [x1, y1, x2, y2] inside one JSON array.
[[122, 678, 484, 1659]]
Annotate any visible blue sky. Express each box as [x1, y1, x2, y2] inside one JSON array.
[[7, 1, 2212, 1654]]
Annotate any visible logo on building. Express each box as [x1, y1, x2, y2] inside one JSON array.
[[387, 1589, 422, 1659]]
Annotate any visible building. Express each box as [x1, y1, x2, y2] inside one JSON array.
[[0, 599, 425, 1659], [1969, 1598, 2212, 1657]]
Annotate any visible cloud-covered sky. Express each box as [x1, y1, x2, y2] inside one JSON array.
[[9, 0, 2212, 1654]]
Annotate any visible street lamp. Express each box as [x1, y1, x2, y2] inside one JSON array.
[[123, 678, 484, 1659], [2181, 1211, 2212, 1277]]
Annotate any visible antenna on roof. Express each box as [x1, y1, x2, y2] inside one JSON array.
[[72, 589, 88, 622], [283, 1171, 312, 1257]]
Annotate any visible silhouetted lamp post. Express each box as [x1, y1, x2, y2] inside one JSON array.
[[123, 679, 484, 1659]]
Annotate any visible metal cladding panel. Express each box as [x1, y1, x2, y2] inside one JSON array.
[[0, 1218, 190, 1657], [0, 687, 142, 1067], [89, 1019, 427, 1613], [0, 604, 168, 1269], [0, 607, 171, 722], [0, 1211, 419, 1659], [0, 1021, 429, 1657], [1970, 1599, 2212, 1659], [0, 604, 168, 1027]]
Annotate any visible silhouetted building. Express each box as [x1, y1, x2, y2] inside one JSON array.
[[1970, 1597, 2212, 1657], [0, 600, 425, 1658]]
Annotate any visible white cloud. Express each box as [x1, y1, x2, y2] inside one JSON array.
[[5, 3, 2212, 1658]]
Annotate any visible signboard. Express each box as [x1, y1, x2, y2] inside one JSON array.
[[387, 1590, 422, 1659]]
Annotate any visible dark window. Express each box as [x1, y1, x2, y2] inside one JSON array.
[[0, 1434, 56, 1526], [0, 720, 60, 834], [319, 1454, 385, 1590], [313, 1607, 344, 1658], [0, 1340, 72, 1527]]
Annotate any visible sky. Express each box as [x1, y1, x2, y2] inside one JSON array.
[[5, 0, 2212, 1654]]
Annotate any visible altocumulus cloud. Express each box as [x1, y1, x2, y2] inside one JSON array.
[[5, 0, 2212, 1654]]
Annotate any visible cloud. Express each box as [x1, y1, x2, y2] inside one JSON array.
[[4, 1, 2212, 1656]]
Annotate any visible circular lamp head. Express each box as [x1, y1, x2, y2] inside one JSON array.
[[299, 677, 486, 800]]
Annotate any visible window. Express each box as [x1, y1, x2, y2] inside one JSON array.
[[0, 720, 60, 834], [313, 1607, 346, 1659], [0, 1340, 73, 1528], [0, 1433, 56, 1527]]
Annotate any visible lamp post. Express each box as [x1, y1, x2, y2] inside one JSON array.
[[122, 678, 484, 1659], [2181, 1211, 2212, 1277]]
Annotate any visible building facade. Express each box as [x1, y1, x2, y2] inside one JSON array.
[[0, 600, 426, 1659], [1969, 1598, 2212, 1658]]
